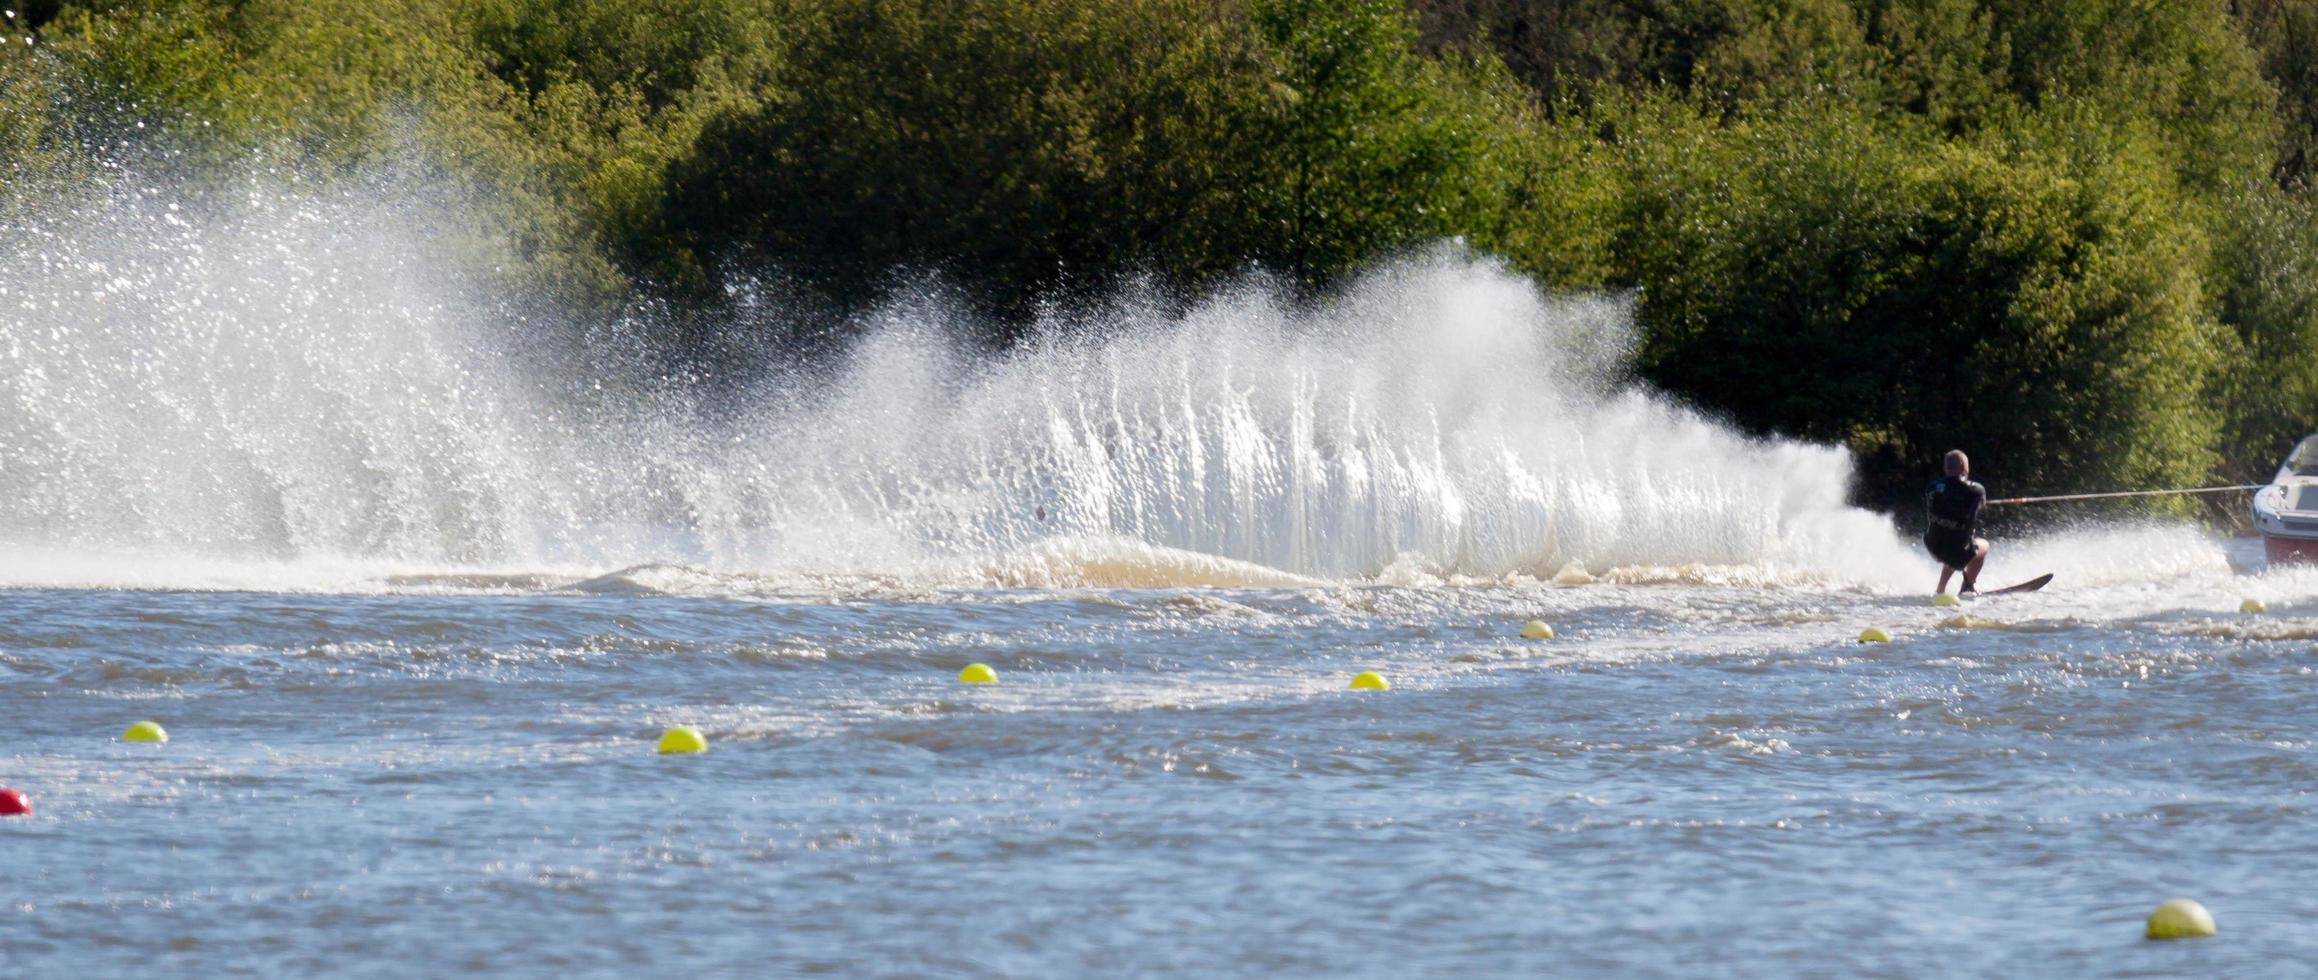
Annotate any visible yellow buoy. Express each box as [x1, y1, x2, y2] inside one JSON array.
[[1519, 620, 1555, 640], [1350, 671, 1390, 691], [656, 725, 707, 754], [1858, 627, 1891, 643], [121, 720, 167, 743], [2241, 598, 2266, 614], [2146, 897, 2215, 939], [958, 663, 998, 684], [1931, 593, 1961, 607]]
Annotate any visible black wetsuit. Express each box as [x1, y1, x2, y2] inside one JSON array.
[[1924, 476, 1986, 569]]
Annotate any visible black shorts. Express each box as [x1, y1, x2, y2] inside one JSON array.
[[1926, 533, 1979, 569]]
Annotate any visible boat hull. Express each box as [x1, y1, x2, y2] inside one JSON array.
[[2266, 533, 2318, 566], [2254, 439, 2318, 566]]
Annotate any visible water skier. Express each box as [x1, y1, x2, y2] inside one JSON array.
[[1925, 449, 1988, 595]]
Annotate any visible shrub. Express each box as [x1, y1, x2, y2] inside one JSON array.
[[1614, 98, 2225, 507]]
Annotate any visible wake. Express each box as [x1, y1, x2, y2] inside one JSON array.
[[0, 168, 2156, 593]]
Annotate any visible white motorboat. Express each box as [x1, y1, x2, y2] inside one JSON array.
[[2253, 434, 2318, 565]]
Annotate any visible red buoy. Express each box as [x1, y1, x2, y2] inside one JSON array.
[[0, 787, 28, 816]]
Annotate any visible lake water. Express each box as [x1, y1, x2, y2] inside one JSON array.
[[6, 177, 2315, 975], [8, 536, 2318, 976]]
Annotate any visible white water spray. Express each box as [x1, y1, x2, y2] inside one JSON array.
[[2, 172, 1935, 589]]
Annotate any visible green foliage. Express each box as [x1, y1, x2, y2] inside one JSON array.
[[658, 0, 1252, 315], [1979, 0, 2278, 193], [1239, 0, 1493, 285], [2, 0, 803, 305], [1613, 97, 2225, 505], [1414, 0, 1879, 107], [2211, 185, 2318, 478], [1863, 0, 2013, 133], [3, 0, 2315, 505], [657, 0, 1526, 322], [2233, 0, 2318, 187], [463, 0, 789, 276], [466, 0, 781, 113], [1690, 0, 1878, 105], [1458, 82, 1624, 290], [0, 24, 69, 209]]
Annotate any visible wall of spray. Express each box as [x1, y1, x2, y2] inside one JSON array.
[[1, 171, 1929, 588]]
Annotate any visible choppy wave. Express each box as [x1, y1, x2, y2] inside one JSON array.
[[0, 170, 2286, 595]]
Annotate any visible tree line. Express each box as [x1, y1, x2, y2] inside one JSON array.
[[4, 0, 2315, 509]]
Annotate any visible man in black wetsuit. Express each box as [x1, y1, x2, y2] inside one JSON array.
[[1925, 449, 1988, 595]]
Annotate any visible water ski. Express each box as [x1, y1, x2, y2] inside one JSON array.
[[1970, 573, 2052, 597]]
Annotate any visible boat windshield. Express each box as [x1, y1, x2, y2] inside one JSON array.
[[2294, 435, 2318, 477]]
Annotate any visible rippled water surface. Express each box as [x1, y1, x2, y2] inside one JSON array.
[[9, 546, 2318, 976], [8, 171, 2317, 975]]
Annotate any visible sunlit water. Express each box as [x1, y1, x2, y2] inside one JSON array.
[[10, 554, 2318, 975], [6, 175, 2317, 975]]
